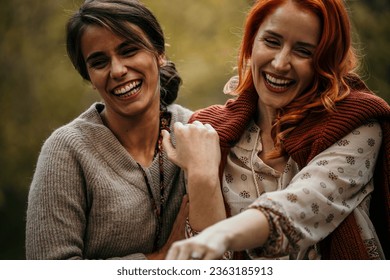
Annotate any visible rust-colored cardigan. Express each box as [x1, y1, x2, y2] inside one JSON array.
[[189, 88, 390, 259]]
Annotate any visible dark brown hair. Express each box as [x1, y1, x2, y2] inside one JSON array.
[[66, 0, 181, 105]]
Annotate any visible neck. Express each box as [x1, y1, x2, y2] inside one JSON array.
[[256, 102, 277, 133], [101, 108, 161, 167], [255, 101, 288, 172]]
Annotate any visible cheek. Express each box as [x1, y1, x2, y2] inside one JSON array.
[[250, 54, 261, 78], [88, 70, 104, 89], [250, 47, 272, 76]]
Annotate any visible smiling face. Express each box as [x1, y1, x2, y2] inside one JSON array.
[[251, 1, 321, 114], [81, 24, 163, 120]]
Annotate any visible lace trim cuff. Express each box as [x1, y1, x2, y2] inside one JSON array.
[[248, 200, 304, 258]]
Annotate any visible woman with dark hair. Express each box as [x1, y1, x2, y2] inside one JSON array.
[[26, 0, 193, 259], [164, 0, 390, 260]]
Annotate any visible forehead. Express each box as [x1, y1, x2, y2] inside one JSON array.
[[81, 25, 122, 58], [258, 2, 321, 45], [80, 23, 153, 58]]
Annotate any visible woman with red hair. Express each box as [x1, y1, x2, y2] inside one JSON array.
[[163, 0, 390, 260]]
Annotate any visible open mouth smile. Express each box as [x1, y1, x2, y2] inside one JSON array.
[[264, 73, 295, 92], [112, 79, 142, 97]]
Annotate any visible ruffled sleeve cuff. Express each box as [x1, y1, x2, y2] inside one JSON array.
[[247, 202, 304, 258]]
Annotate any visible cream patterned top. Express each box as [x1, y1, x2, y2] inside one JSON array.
[[222, 119, 385, 259]]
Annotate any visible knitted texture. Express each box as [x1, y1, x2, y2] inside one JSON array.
[[191, 90, 390, 259], [190, 90, 258, 148], [26, 102, 192, 259]]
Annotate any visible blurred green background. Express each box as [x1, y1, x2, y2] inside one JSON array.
[[0, 0, 389, 259]]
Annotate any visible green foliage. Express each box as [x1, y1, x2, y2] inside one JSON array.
[[142, 0, 252, 109], [0, 0, 388, 259], [0, 0, 98, 259], [348, 0, 390, 102]]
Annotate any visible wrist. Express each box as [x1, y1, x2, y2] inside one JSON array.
[[185, 167, 219, 184]]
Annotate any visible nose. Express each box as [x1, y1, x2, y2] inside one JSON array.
[[110, 57, 127, 79], [272, 48, 291, 73]]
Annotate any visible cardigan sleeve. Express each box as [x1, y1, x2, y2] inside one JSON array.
[[26, 129, 89, 259]]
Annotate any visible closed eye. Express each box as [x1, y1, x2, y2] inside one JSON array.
[[264, 38, 280, 48], [120, 47, 139, 57], [86, 53, 109, 69], [295, 47, 313, 58]]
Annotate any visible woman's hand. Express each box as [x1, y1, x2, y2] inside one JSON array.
[[162, 121, 225, 231], [161, 121, 221, 176], [165, 209, 270, 260], [165, 222, 231, 260]]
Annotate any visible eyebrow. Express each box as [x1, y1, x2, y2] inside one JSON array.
[[264, 30, 317, 49]]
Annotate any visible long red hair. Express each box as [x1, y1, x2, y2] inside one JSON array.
[[235, 0, 363, 158]]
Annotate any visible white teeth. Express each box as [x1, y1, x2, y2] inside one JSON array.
[[265, 73, 291, 86], [113, 80, 141, 96]]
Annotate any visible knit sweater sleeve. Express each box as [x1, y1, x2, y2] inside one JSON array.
[[26, 127, 89, 259]]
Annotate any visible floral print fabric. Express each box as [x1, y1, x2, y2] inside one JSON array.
[[223, 120, 384, 259]]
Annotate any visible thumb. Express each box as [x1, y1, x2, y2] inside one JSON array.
[[161, 129, 177, 162]]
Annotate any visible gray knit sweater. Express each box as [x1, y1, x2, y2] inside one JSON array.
[[26, 102, 192, 259]]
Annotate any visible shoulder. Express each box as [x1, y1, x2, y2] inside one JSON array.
[[337, 91, 390, 115], [291, 91, 389, 139], [40, 103, 104, 153], [285, 91, 390, 166], [322, 91, 390, 141], [167, 103, 193, 124]]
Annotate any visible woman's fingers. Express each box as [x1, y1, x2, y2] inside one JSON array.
[[166, 233, 227, 260]]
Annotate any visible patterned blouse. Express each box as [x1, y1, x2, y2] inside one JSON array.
[[222, 119, 385, 259]]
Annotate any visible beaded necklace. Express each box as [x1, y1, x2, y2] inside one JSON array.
[[137, 106, 171, 251]]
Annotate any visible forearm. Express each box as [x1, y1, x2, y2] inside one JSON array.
[[186, 169, 226, 231], [161, 121, 226, 231], [165, 208, 270, 260], [211, 208, 270, 252]]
